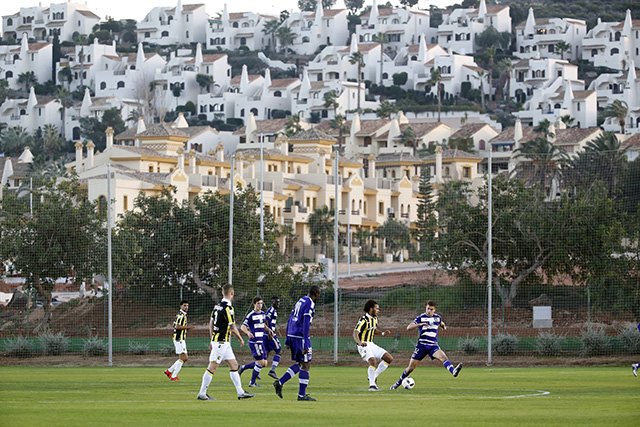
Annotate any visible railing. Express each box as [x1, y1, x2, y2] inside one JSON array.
[[283, 207, 292, 213], [35, 19, 44, 24], [327, 60, 338, 65], [297, 99, 307, 104], [10, 114, 21, 120], [377, 179, 392, 189], [283, 218, 293, 224], [388, 213, 395, 219], [326, 176, 343, 185], [113, 70, 126, 75], [401, 213, 409, 219], [202, 175, 217, 187], [262, 181, 273, 192], [172, 71, 182, 76], [210, 28, 224, 33], [351, 210, 360, 215], [338, 209, 346, 215], [298, 207, 307, 213]]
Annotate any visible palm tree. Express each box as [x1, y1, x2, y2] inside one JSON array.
[[41, 124, 65, 161], [55, 87, 73, 139], [601, 99, 629, 134], [485, 47, 496, 103], [555, 41, 571, 60], [323, 89, 340, 119], [513, 136, 569, 194], [349, 50, 365, 114], [353, 228, 373, 257], [276, 26, 296, 58], [534, 118, 554, 139], [376, 100, 397, 119], [262, 19, 281, 51], [427, 68, 442, 122], [373, 31, 386, 85], [278, 224, 297, 259], [57, 67, 72, 90], [196, 73, 213, 93], [0, 126, 32, 157], [284, 113, 302, 137], [498, 58, 513, 114], [308, 205, 334, 255], [579, 132, 628, 197], [74, 34, 89, 90], [475, 69, 486, 111], [330, 113, 349, 153], [560, 114, 575, 128], [17, 71, 37, 91]]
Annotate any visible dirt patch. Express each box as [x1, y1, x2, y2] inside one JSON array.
[[340, 269, 455, 289]]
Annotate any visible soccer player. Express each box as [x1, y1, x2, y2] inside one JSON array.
[[273, 285, 321, 401], [633, 322, 639, 377], [353, 299, 393, 391], [390, 300, 462, 390], [265, 296, 282, 379], [197, 284, 256, 401], [238, 296, 273, 387], [164, 299, 193, 381]]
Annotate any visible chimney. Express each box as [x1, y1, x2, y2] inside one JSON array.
[[105, 126, 114, 150], [86, 140, 95, 169], [435, 146, 443, 184], [216, 142, 225, 162], [367, 154, 376, 179], [236, 153, 244, 178], [249, 159, 256, 179], [75, 141, 84, 173], [177, 148, 185, 170], [188, 150, 197, 174]]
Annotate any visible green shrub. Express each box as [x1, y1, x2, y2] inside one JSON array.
[[580, 327, 611, 356], [618, 325, 640, 354], [536, 332, 565, 356], [4, 336, 34, 358], [458, 336, 480, 355], [492, 333, 518, 356], [82, 337, 107, 357], [38, 332, 69, 355], [128, 341, 150, 355]]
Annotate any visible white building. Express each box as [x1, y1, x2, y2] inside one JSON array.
[[511, 58, 579, 104], [436, 0, 511, 55], [136, 1, 208, 45], [0, 87, 63, 135], [515, 8, 586, 61], [355, 1, 433, 49], [281, 3, 349, 55], [2, 2, 100, 43], [417, 52, 487, 97], [582, 10, 640, 71], [589, 62, 640, 134], [206, 5, 278, 52], [56, 39, 119, 92], [0, 38, 52, 90]]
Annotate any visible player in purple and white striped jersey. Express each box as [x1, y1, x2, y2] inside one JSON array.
[[264, 296, 282, 379], [633, 322, 639, 377], [391, 300, 462, 390], [239, 297, 274, 387]]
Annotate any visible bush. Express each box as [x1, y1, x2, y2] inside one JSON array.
[[392, 72, 408, 86], [82, 337, 107, 357], [618, 325, 640, 354], [458, 336, 480, 355], [38, 332, 69, 355], [4, 336, 34, 358], [580, 327, 611, 356], [492, 333, 518, 356], [536, 332, 565, 356], [128, 341, 150, 355]]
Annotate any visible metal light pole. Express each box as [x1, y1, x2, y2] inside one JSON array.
[[260, 134, 264, 244], [107, 163, 113, 367], [228, 154, 235, 285], [487, 147, 493, 366], [333, 148, 339, 364]]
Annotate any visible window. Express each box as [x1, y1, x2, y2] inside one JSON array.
[[577, 102, 580, 111], [591, 49, 598, 57], [611, 48, 619, 55], [233, 22, 239, 28], [378, 202, 384, 215], [6, 71, 13, 78], [274, 90, 282, 97], [444, 166, 450, 177], [463, 167, 471, 178], [145, 32, 150, 38], [186, 31, 189, 39], [117, 81, 125, 88], [240, 37, 246, 45], [7, 18, 12, 26], [162, 31, 169, 37], [479, 140, 485, 150], [149, 165, 154, 173], [302, 36, 310, 43], [123, 195, 128, 211]]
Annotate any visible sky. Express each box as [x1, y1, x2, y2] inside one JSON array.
[[0, 0, 458, 23]]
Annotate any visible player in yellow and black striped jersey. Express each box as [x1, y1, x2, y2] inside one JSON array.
[[197, 284, 255, 401], [164, 300, 193, 381], [353, 299, 393, 391]]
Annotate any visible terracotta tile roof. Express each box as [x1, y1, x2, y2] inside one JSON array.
[[377, 122, 443, 139], [550, 90, 596, 101], [186, 53, 226, 63], [450, 123, 495, 139], [233, 118, 289, 135], [623, 133, 640, 148], [491, 126, 539, 144], [35, 95, 57, 106], [236, 147, 312, 162], [270, 78, 300, 88], [288, 128, 336, 142], [76, 10, 100, 19], [407, 44, 440, 53], [469, 6, 509, 15], [105, 164, 171, 185], [355, 119, 391, 136], [463, 64, 487, 73], [361, 9, 395, 18], [230, 74, 262, 85], [376, 153, 422, 164], [338, 43, 380, 53], [229, 13, 245, 20], [422, 149, 482, 161], [115, 125, 141, 140], [611, 19, 640, 29], [554, 128, 600, 145], [117, 146, 177, 160], [10, 42, 50, 52], [303, 9, 346, 18], [514, 59, 530, 68], [183, 4, 205, 12], [179, 125, 218, 137], [136, 122, 190, 138]]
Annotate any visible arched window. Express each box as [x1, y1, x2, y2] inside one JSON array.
[[479, 139, 485, 150], [19, 109, 26, 115], [100, 82, 106, 90], [382, 72, 388, 79], [6, 71, 13, 79], [162, 31, 169, 37], [240, 108, 245, 117], [7, 18, 12, 26], [302, 36, 310, 43], [393, 19, 399, 24], [591, 49, 598, 57], [615, 31, 621, 41], [274, 90, 282, 97], [611, 48, 619, 55], [554, 103, 561, 109], [410, 55, 417, 61], [168, 15, 173, 23], [72, 127, 81, 140], [117, 81, 125, 88], [232, 22, 239, 28], [250, 107, 258, 116], [444, 166, 450, 177], [242, 22, 249, 28], [240, 37, 246, 45]]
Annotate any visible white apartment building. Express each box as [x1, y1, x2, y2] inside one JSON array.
[[416, 53, 486, 97], [355, 0, 433, 49], [0, 38, 52, 90], [386, 39, 448, 89], [206, 5, 278, 52], [56, 39, 118, 92], [511, 58, 579, 103], [2, 2, 99, 43], [515, 8, 586, 61], [436, 0, 511, 55], [589, 62, 640, 134], [281, 3, 349, 55], [306, 38, 382, 84], [0, 87, 63, 135], [136, 1, 208, 45], [582, 10, 640, 71]]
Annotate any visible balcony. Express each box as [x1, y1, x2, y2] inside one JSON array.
[[326, 176, 343, 185], [351, 210, 360, 215], [327, 60, 338, 65], [401, 213, 409, 219], [202, 175, 217, 187]]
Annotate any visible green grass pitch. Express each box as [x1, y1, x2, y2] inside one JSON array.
[[1, 365, 638, 426]]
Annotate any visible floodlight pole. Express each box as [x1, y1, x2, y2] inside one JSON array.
[[333, 147, 339, 365], [107, 163, 113, 367], [487, 147, 493, 366], [260, 134, 264, 245], [229, 154, 235, 286]]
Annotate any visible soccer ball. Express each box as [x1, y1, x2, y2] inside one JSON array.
[[401, 377, 415, 389]]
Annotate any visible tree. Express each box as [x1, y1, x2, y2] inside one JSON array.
[[399, 126, 418, 156], [17, 71, 37, 91], [513, 132, 569, 195], [353, 228, 373, 257], [55, 87, 73, 139], [427, 68, 442, 122], [298, 0, 336, 11], [485, 47, 496, 103], [262, 19, 281, 51], [475, 26, 510, 53], [278, 224, 297, 259], [349, 50, 365, 114], [0, 176, 106, 331], [195, 74, 213, 93], [57, 67, 72, 90], [399, 0, 419, 7], [171, 83, 182, 101], [376, 99, 397, 119], [74, 34, 89, 90], [79, 107, 126, 151], [376, 219, 410, 259], [308, 205, 334, 255], [330, 113, 349, 153], [373, 32, 386, 85], [0, 126, 32, 157], [412, 166, 437, 261], [344, 0, 365, 14], [474, 69, 486, 111], [284, 113, 302, 137], [498, 58, 513, 114], [323, 89, 340, 118], [555, 41, 571, 60], [41, 124, 65, 161], [601, 99, 629, 134], [560, 114, 575, 128], [276, 26, 296, 57]]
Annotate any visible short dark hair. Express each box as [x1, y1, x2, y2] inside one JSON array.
[[222, 284, 234, 297], [309, 285, 321, 298], [426, 300, 436, 307], [179, 300, 189, 306], [253, 296, 263, 304], [271, 296, 280, 301], [364, 299, 377, 313]]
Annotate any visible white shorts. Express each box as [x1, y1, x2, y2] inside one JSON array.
[[173, 340, 187, 354], [357, 342, 387, 362], [208, 341, 235, 364]]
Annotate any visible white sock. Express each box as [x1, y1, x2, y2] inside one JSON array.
[[171, 359, 184, 378], [368, 366, 376, 387], [375, 360, 389, 378], [230, 371, 244, 395], [199, 370, 213, 396]]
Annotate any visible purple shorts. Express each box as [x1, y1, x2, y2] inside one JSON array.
[[249, 341, 267, 361], [285, 336, 312, 363], [411, 345, 440, 361], [265, 335, 282, 353]]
